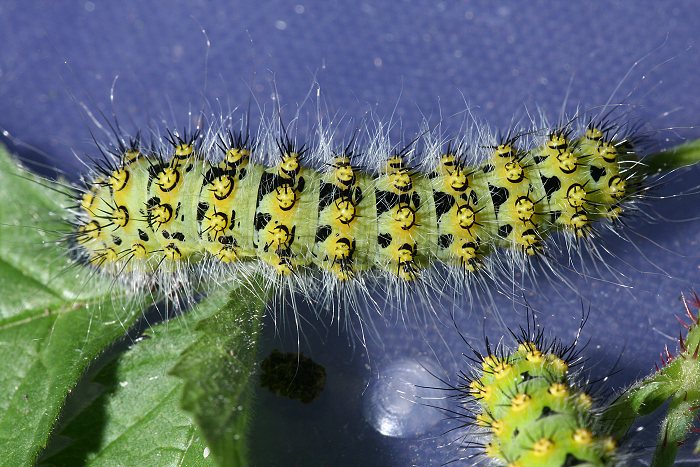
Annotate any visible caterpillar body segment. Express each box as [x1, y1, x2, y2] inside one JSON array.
[[199, 144, 264, 263], [315, 155, 378, 281], [374, 155, 438, 281]]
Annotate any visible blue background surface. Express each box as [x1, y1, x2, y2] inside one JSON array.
[[2, 1, 700, 465]]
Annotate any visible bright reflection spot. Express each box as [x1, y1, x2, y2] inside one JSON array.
[[363, 358, 447, 438]]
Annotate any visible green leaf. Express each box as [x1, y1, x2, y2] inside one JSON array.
[[652, 398, 697, 467], [41, 283, 268, 467], [39, 290, 238, 466], [0, 145, 144, 466], [170, 277, 270, 467]]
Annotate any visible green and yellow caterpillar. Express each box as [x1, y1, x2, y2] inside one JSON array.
[[74, 121, 640, 286], [465, 338, 617, 466], [447, 295, 700, 467]]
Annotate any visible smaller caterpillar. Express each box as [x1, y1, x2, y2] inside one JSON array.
[[442, 294, 700, 466], [72, 114, 644, 305], [450, 317, 619, 466]]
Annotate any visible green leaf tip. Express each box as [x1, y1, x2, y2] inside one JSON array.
[[170, 277, 271, 467], [644, 138, 700, 173]]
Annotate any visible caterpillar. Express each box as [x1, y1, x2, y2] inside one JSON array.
[[438, 295, 700, 466], [445, 314, 620, 466], [72, 115, 644, 308]]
